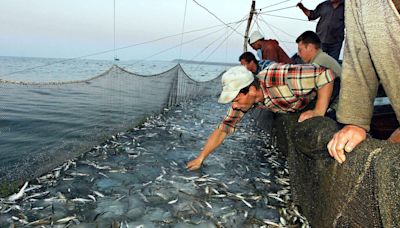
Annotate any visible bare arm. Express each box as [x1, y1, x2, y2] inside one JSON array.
[[297, 2, 310, 17], [261, 42, 279, 62], [298, 81, 333, 122], [186, 128, 227, 170], [313, 81, 333, 115]]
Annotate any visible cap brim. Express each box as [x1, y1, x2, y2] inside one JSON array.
[[218, 90, 240, 104]]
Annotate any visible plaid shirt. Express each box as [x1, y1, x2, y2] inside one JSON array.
[[218, 63, 336, 134]]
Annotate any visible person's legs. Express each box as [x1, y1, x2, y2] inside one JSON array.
[[321, 42, 343, 61]]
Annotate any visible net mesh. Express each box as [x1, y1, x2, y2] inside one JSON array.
[[271, 113, 400, 227], [0, 64, 222, 184]]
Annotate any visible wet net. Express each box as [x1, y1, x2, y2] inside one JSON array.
[[271, 113, 400, 227], [0, 64, 222, 184]]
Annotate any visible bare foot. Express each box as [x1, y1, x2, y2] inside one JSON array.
[[388, 128, 400, 143]]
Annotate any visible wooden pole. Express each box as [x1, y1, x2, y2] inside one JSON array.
[[243, 0, 256, 52]]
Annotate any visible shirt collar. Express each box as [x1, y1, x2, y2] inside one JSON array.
[[310, 49, 323, 63]]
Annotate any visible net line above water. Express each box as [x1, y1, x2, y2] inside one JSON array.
[[0, 64, 224, 184]]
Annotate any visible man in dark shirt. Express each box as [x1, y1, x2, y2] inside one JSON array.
[[297, 0, 344, 61]]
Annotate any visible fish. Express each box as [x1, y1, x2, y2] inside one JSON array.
[[11, 216, 28, 225], [211, 194, 226, 198], [93, 190, 105, 198], [155, 192, 168, 200], [88, 194, 96, 202], [138, 192, 148, 203], [1, 205, 22, 213], [178, 176, 198, 181], [71, 198, 92, 203], [268, 195, 285, 203], [168, 198, 178, 204], [25, 185, 43, 193], [8, 182, 28, 202], [98, 172, 109, 178], [204, 201, 212, 209], [25, 191, 50, 200], [109, 168, 127, 173], [56, 216, 76, 224], [142, 181, 152, 186], [27, 219, 50, 226], [205, 186, 210, 194], [263, 219, 280, 227], [241, 199, 253, 208], [155, 174, 164, 181], [69, 172, 90, 177], [81, 160, 111, 170]]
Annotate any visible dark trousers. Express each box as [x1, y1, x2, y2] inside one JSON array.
[[321, 41, 343, 61]]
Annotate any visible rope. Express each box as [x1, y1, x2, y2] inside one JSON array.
[[189, 15, 247, 61], [123, 26, 227, 69], [262, 13, 312, 22], [192, 17, 246, 72], [179, 0, 189, 62], [259, 5, 297, 14], [113, 0, 117, 61], [258, 15, 292, 52], [259, 15, 297, 39], [191, 0, 243, 37], [258, 0, 293, 10], [0, 21, 244, 78]]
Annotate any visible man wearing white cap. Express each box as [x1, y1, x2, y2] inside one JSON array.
[[248, 31, 293, 64], [187, 63, 336, 170]]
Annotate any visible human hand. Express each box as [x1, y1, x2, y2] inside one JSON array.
[[298, 110, 323, 122], [297, 2, 304, 8], [186, 157, 204, 171], [327, 125, 367, 164], [388, 128, 400, 143]]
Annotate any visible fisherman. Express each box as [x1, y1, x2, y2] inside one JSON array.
[[296, 30, 342, 117], [327, 0, 400, 164], [238, 51, 272, 75], [248, 31, 293, 64], [187, 63, 336, 170], [297, 0, 345, 61]]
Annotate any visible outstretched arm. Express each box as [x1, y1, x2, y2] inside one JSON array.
[[186, 128, 227, 170], [297, 2, 311, 17]]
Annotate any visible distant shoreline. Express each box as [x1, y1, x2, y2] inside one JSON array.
[[172, 59, 237, 66]]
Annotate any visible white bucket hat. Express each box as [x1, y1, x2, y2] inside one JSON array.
[[248, 31, 264, 44], [218, 66, 254, 104]]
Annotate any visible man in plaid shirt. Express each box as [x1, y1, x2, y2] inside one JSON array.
[[187, 64, 336, 170]]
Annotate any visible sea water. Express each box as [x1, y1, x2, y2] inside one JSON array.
[[0, 56, 309, 227], [0, 56, 228, 182]]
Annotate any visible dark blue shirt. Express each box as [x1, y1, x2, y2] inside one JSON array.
[[309, 0, 345, 44], [256, 60, 273, 74]]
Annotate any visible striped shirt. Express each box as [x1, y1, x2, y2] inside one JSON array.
[[218, 63, 336, 134]]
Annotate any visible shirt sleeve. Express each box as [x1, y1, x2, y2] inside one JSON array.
[[217, 107, 245, 135], [258, 63, 336, 92], [336, 0, 379, 131], [308, 2, 323, 20]]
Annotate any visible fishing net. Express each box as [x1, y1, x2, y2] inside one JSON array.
[[0, 64, 222, 184], [271, 113, 400, 227]]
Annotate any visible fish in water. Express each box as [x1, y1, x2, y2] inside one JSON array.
[[8, 182, 29, 202]]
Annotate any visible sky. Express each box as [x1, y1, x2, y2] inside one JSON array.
[[0, 0, 321, 63]]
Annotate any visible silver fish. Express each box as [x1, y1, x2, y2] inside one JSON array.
[[8, 182, 28, 202]]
